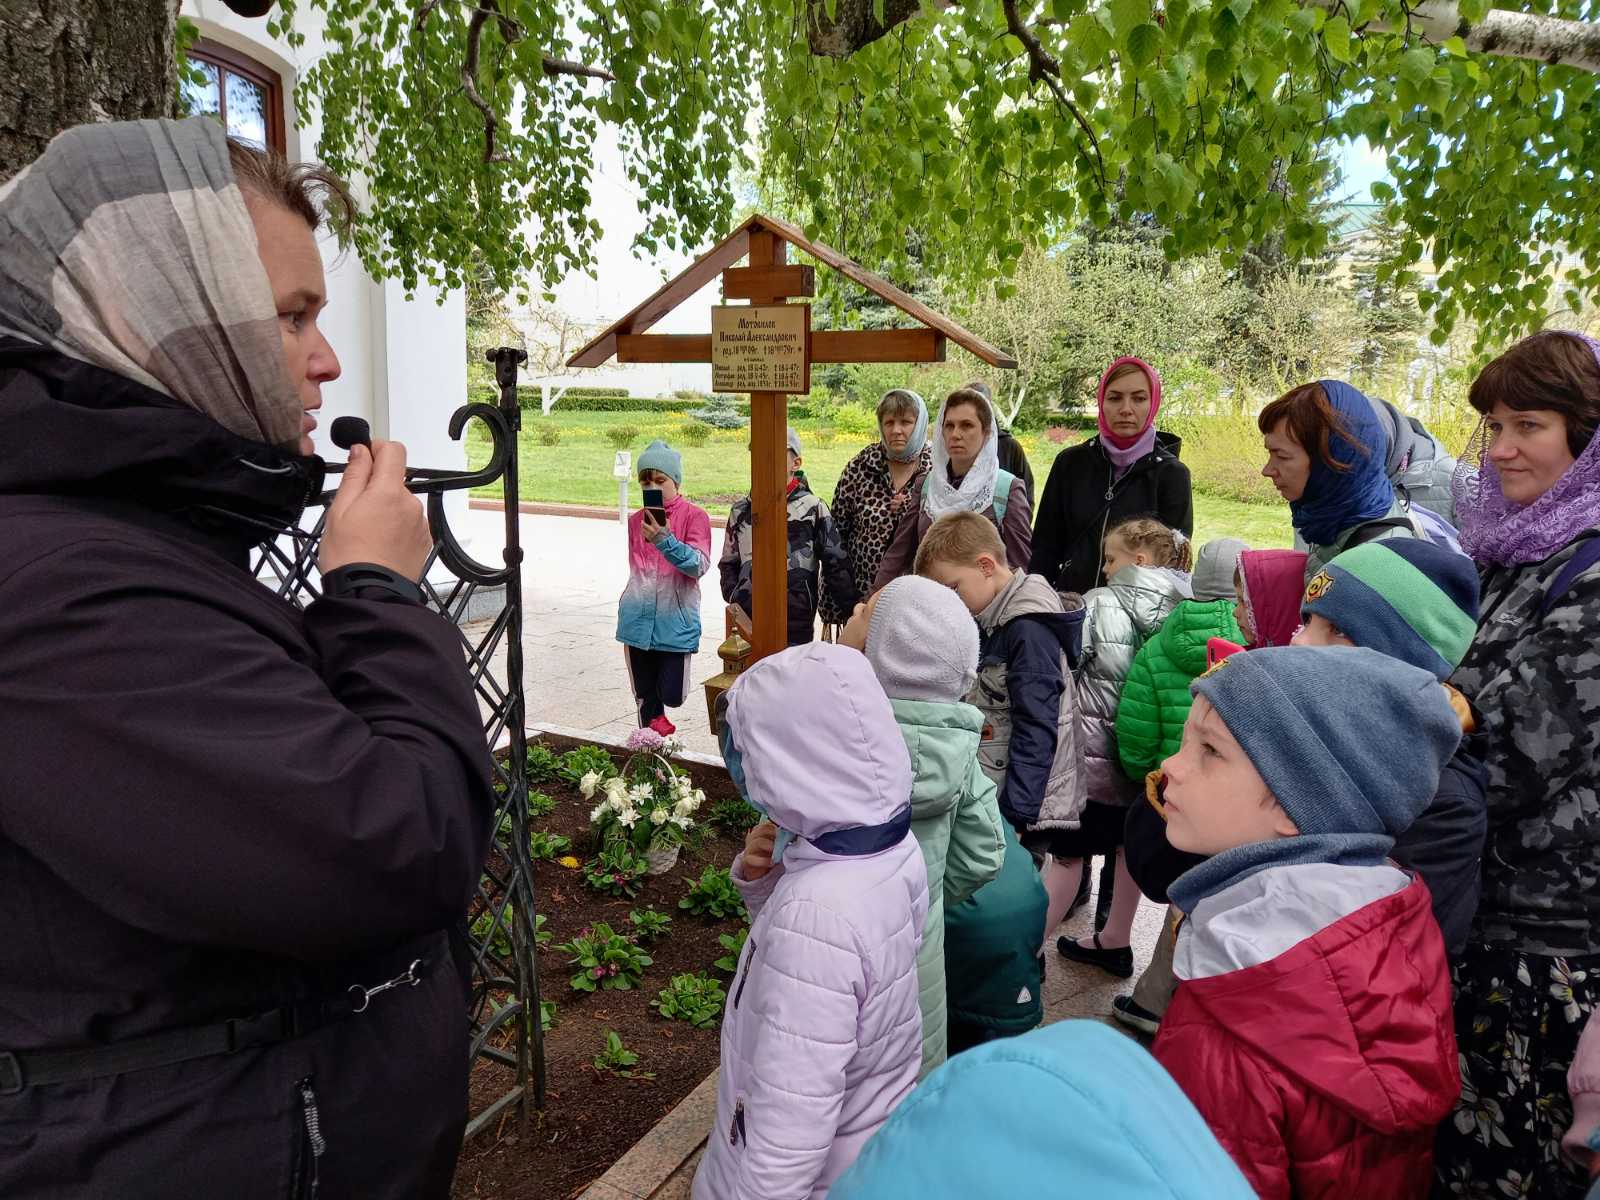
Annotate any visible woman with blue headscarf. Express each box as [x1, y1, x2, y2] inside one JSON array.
[[822, 388, 934, 625], [1259, 380, 1425, 582]]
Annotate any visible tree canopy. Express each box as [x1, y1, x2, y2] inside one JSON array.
[[265, 0, 1600, 343]]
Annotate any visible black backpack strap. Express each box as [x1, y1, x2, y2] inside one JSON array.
[[1344, 516, 1415, 549], [1538, 536, 1600, 622]]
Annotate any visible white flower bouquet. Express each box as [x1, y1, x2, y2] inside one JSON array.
[[580, 727, 704, 856]]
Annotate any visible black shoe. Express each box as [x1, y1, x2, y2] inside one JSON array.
[[1065, 868, 1092, 918], [1111, 994, 1161, 1036], [1057, 932, 1134, 979], [1095, 856, 1115, 932]]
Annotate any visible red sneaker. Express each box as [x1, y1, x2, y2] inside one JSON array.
[[649, 715, 677, 737]]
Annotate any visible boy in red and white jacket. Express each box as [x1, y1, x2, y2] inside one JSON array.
[[1152, 645, 1461, 1200]]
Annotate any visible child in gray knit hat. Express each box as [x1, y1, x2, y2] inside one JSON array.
[[1150, 644, 1462, 1200], [841, 576, 1045, 1073]]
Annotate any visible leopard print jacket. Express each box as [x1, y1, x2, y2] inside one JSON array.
[[821, 441, 932, 625]]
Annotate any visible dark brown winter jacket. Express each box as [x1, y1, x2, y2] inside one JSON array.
[[0, 337, 495, 1198]]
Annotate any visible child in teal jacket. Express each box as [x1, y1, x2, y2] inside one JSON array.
[[833, 1021, 1255, 1200], [842, 574, 1007, 1078], [1115, 537, 1249, 781]]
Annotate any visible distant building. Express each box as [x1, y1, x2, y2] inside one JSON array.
[[179, 0, 468, 480]]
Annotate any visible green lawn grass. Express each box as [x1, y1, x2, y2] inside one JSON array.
[[467, 411, 1295, 550]]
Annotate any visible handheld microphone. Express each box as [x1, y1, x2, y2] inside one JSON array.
[[330, 416, 373, 454]]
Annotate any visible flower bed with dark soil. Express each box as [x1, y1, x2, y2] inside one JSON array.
[[450, 733, 751, 1200]]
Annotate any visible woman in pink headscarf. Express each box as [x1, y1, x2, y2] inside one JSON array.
[[1030, 357, 1194, 596]]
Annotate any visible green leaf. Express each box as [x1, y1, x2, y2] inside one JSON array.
[[1127, 23, 1163, 67], [1108, 0, 1149, 41], [1205, 142, 1223, 167], [1204, 46, 1232, 84], [1071, 12, 1114, 62], [1323, 15, 1353, 64], [1398, 47, 1434, 85]]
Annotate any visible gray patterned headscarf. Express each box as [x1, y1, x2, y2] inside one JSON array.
[[0, 117, 301, 447]]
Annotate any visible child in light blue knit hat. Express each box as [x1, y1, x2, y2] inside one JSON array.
[[617, 439, 710, 736], [1151, 645, 1461, 1199]]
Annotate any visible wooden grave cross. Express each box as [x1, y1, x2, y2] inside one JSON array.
[[569, 212, 1015, 668]]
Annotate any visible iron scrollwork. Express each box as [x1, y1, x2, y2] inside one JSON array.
[[248, 345, 544, 1136]]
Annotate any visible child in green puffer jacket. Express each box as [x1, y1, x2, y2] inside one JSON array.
[[1108, 537, 1249, 1036], [841, 574, 1009, 1078], [1115, 538, 1250, 781]]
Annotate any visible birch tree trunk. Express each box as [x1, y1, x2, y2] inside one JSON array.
[[0, 0, 178, 182]]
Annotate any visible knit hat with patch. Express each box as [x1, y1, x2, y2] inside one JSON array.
[[1301, 539, 1479, 681], [637, 439, 682, 486], [1191, 644, 1459, 838]]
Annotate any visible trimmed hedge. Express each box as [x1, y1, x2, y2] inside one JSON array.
[[481, 387, 814, 420]]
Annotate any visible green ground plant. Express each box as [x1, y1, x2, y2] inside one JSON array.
[[679, 866, 747, 921], [558, 923, 652, 993], [713, 926, 749, 973], [528, 831, 572, 862], [629, 908, 674, 944], [592, 1031, 653, 1079], [651, 973, 727, 1029], [583, 845, 648, 899]]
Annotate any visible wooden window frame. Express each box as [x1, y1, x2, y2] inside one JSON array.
[[191, 38, 286, 155]]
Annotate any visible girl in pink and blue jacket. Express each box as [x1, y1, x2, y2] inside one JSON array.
[[616, 440, 712, 735], [696, 642, 929, 1200]]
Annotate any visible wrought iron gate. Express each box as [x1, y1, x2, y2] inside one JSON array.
[[249, 346, 544, 1134]]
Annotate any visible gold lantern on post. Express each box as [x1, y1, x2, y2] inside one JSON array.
[[705, 606, 753, 735]]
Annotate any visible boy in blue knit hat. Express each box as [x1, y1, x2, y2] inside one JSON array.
[[1152, 645, 1461, 1200], [1293, 537, 1486, 955]]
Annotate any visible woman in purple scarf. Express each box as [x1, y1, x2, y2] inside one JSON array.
[[1031, 357, 1194, 597], [1433, 331, 1600, 1199]]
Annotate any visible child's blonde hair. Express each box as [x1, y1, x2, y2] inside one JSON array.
[[915, 510, 1007, 575], [1106, 517, 1192, 572]]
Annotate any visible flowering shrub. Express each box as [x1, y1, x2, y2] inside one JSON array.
[[557, 922, 652, 993], [581, 729, 704, 855], [582, 844, 648, 898]]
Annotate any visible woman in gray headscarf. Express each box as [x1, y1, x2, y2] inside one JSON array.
[[821, 387, 934, 625], [0, 119, 491, 1199]]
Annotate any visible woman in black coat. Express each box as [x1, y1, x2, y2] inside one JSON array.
[[1030, 357, 1194, 595], [0, 121, 492, 1198]]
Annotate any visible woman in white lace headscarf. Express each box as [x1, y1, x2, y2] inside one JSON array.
[[872, 386, 1033, 590]]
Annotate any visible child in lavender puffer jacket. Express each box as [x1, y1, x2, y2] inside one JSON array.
[[695, 642, 929, 1200]]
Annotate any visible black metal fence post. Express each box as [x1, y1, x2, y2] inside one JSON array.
[[247, 345, 542, 1140]]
